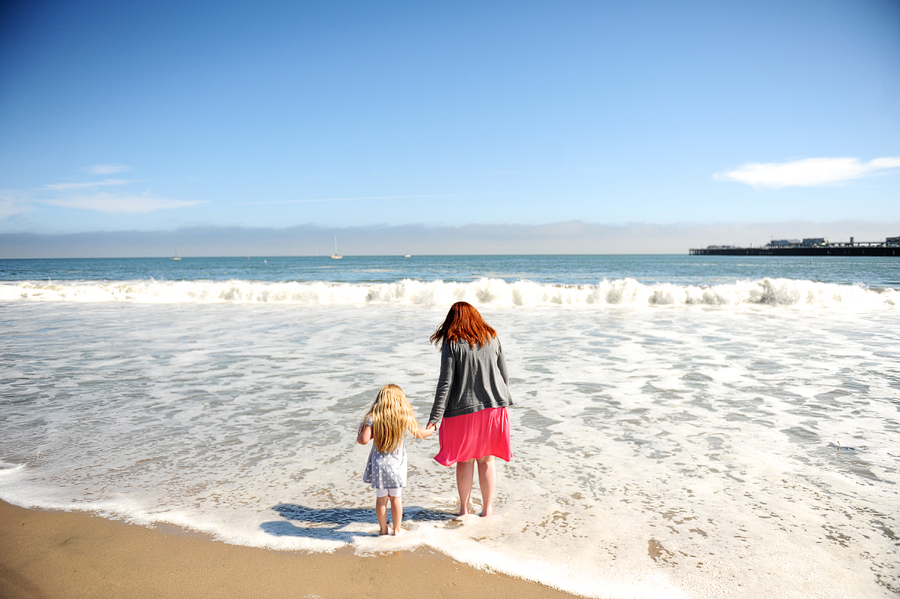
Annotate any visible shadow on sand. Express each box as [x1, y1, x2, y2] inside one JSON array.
[[260, 504, 457, 542]]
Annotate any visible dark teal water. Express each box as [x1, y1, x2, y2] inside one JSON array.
[[1, 255, 898, 287]]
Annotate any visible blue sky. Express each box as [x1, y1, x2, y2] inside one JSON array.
[[1, 0, 899, 254]]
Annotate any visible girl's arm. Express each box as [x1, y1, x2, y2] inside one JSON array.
[[414, 423, 434, 439], [357, 422, 373, 445]]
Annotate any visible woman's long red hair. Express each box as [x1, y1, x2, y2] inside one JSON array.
[[430, 301, 497, 348]]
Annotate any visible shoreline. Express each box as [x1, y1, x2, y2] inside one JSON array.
[[0, 499, 578, 599]]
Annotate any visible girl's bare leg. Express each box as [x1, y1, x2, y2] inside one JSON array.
[[476, 456, 495, 517], [375, 495, 390, 535], [388, 495, 404, 535], [456, 459, 475, 516]]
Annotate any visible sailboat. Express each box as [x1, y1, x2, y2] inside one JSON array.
[[330, 237, 342, 260], [170, 246, 181, 261]]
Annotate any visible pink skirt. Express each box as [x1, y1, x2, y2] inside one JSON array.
[[434, 407, 511, 467]]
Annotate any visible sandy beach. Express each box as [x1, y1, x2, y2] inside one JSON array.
[[0, 500, 578, 599]]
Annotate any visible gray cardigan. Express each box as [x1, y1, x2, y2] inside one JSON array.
[[428, 337, 513, 425]]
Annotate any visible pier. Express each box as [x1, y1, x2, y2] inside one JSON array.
[[690, 236, 900, 256]]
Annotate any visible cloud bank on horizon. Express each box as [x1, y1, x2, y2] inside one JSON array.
[[0, 0, 898, 253], [3, 219, 898, 259]]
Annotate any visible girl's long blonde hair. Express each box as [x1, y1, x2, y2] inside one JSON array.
[[363, 384, 419, 453]]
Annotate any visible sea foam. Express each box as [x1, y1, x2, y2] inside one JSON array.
[[0, 277, 895, 308]]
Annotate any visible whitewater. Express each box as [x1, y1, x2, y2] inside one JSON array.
[[1, 257, 898, 598], [1, 276, 897, 308]]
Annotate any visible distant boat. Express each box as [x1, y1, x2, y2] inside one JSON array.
[[170, 246, 181, 261], [330, 237, 342, 260], [403, 252, 411, 258]]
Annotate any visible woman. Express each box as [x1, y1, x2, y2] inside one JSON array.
[[426, 301, 513, 517]]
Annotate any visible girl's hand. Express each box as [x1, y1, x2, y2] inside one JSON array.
[[417, 422, 436, 439]]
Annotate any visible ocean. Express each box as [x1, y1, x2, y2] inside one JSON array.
[[1, 255, 898, 598]]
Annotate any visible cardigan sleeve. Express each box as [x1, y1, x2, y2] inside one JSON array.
[[496, 338, 509, 384], [428, 343, 455, 426]]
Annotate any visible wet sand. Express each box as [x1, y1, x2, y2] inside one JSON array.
[[0, 500, 577, 599]]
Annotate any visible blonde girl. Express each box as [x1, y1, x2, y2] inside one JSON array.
[[357, 384, 433, 535]]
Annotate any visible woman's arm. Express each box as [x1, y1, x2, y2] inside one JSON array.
[[428, 343, 455, 426], [497, 338, 509, 385], [357, 422, 373, 445]]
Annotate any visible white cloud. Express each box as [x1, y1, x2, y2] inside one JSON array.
[[85, 164, 132, 175], [0, 190, 37, 220], [715, 157, 900, 189], [1, 167, 202, 219], [42, 192, 205, 214], [42, 178, 137, 191], [0, 200, 36, 219]]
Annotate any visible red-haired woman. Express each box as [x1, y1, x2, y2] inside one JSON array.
[[426, 301, 513, 516]]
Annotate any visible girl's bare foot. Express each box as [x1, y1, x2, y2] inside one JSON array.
[[480, 507, 493, 517], [379, 530, 390, 536], [393, 527, 407, 536]]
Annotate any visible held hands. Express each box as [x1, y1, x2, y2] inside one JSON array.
[[418, 422, 436, 439]]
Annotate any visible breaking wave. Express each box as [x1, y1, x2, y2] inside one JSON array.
[[1, 277, 896, 308]]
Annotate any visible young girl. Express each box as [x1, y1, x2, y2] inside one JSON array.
[[357, 384, 433, 536]]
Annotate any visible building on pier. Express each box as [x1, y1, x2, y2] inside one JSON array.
[[689, 236, 900, 256]]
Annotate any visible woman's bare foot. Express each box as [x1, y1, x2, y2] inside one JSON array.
[[480, 507, 493, 517], [393, 527, 407, 536], [379, 530, 390, 536]]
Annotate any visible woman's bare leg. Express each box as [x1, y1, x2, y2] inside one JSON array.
[[476, 456, 495, 517], [456, 459, 475, 515]]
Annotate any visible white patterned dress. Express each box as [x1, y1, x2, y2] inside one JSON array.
[[362, 419, 408, 490]]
